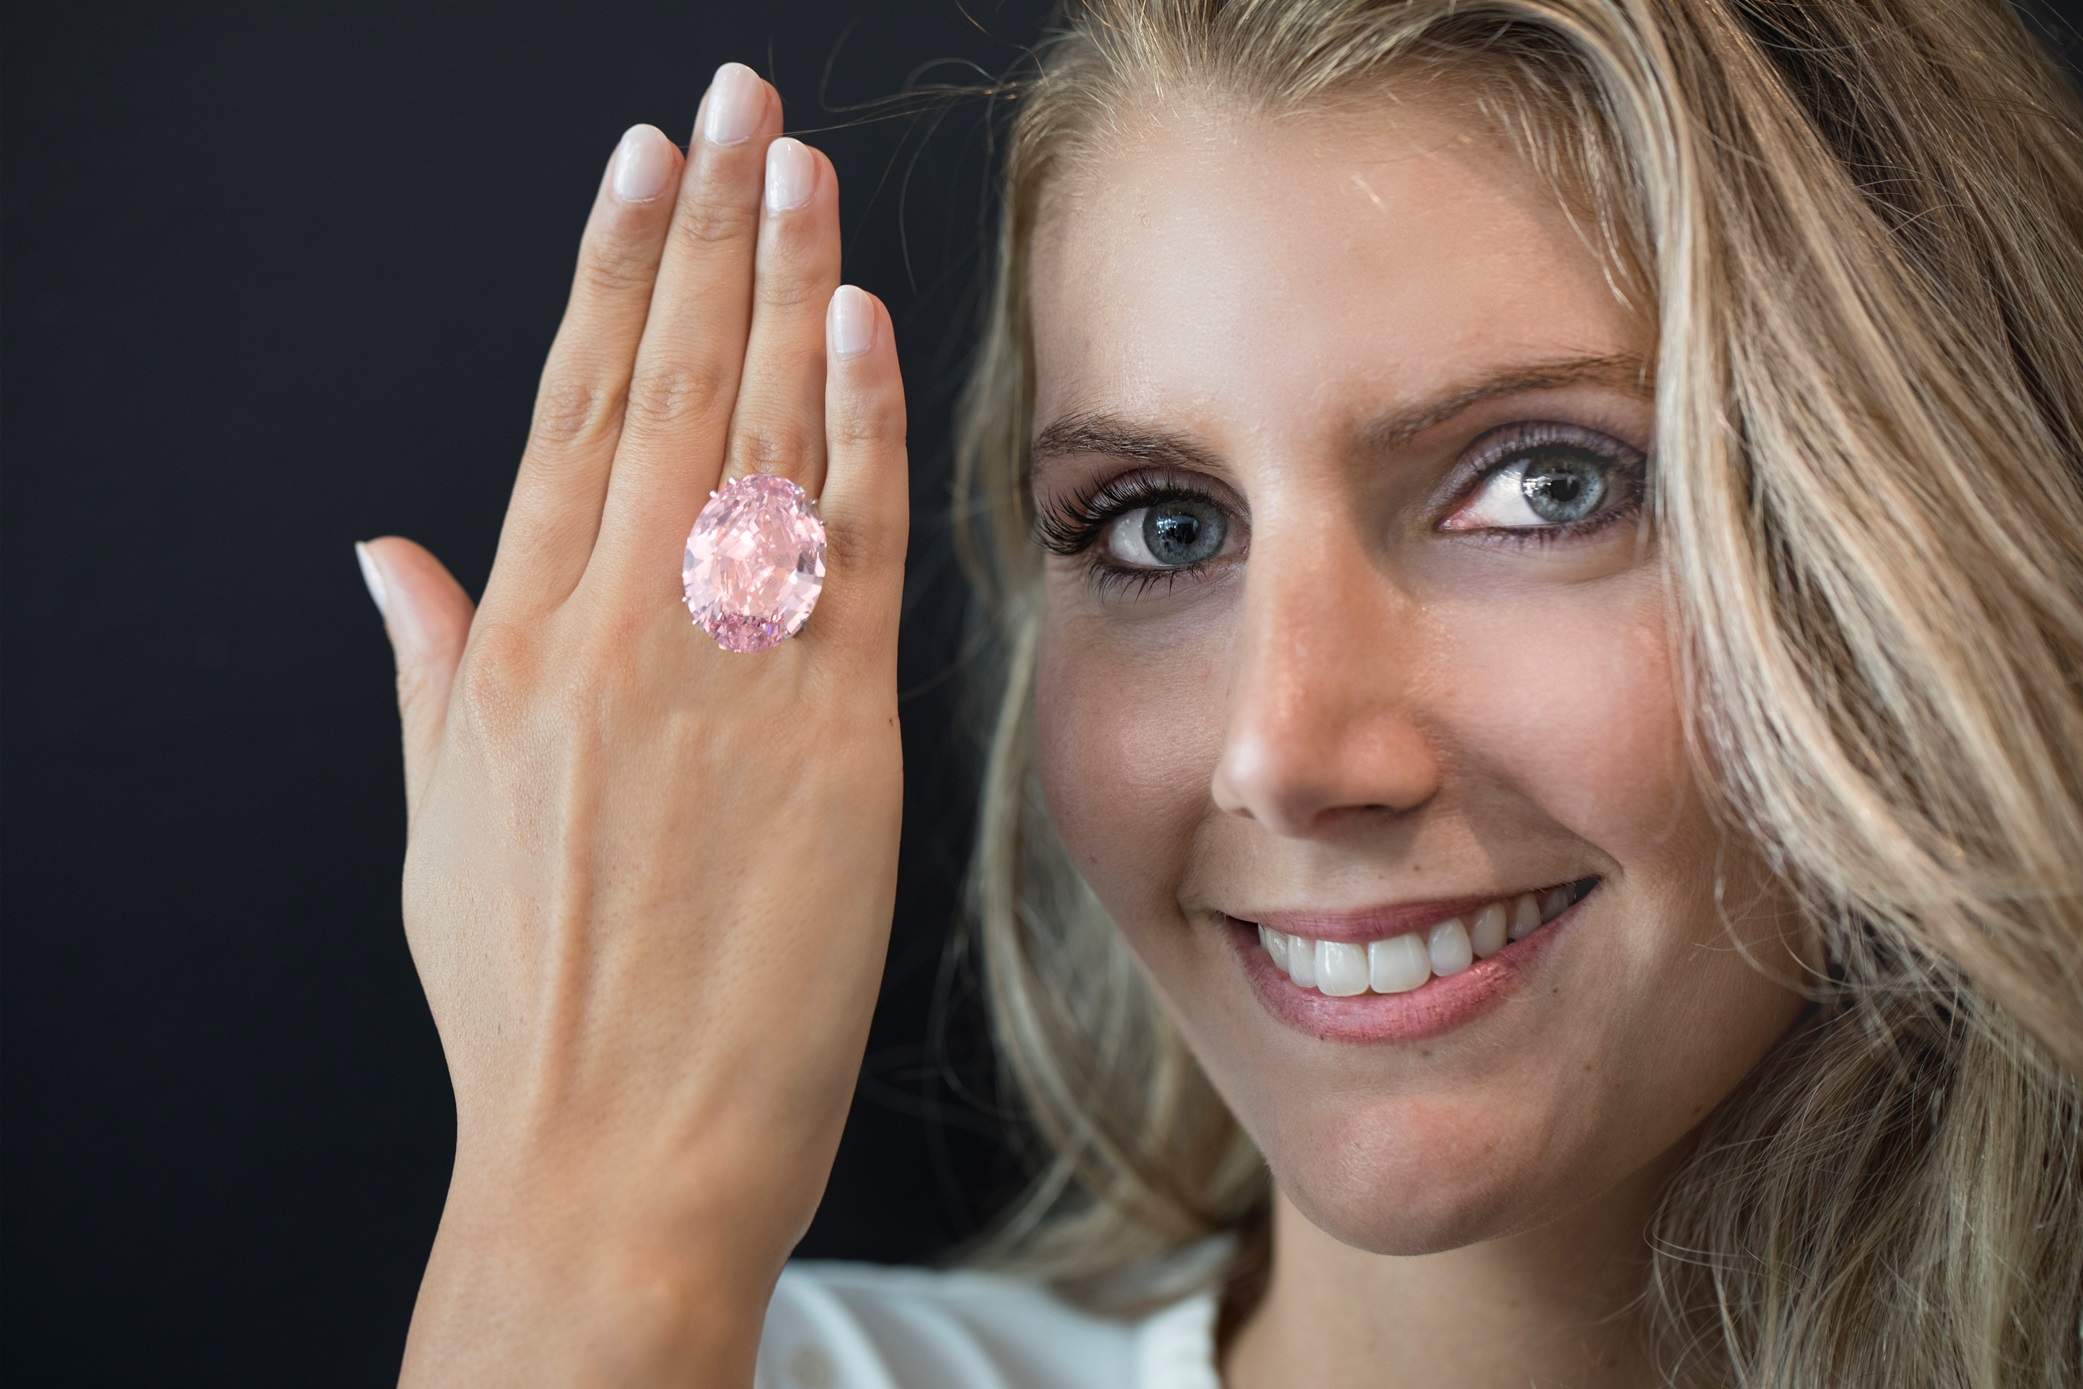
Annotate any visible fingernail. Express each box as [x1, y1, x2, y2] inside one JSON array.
[[703, 62, 764, 146], [354, 541, 388, 616], [830, 285, 875, 359], [764, 137, 814, 212], [611, 123, 673, 202]]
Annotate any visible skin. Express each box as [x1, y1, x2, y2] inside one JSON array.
[[1025, 92, 1821, 1386], [360, 55, 1821, 1388], [365, 65, 913, 1384]]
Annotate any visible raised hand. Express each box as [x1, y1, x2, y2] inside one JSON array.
[[357, 62, 909, 1386]]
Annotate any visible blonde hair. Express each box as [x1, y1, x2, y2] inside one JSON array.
[[927, 1, 2083, 1383]]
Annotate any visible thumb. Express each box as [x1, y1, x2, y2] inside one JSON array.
[[355, 535, 476, 827]]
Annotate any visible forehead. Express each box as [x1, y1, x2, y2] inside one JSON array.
[[1026, 94, 1641, 444]]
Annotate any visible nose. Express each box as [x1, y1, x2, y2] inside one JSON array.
[[1208, 520, 1442, 837]]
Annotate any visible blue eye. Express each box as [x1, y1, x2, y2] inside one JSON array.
[[1132, 496, 1228, 567], [1438, 421, 1650, 551], [1030, 468, 1242, 600], [1029, 422, 1651, 599]]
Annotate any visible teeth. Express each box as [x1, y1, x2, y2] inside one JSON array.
[[1426, 918, 1473, 977], [1286, 933, 1318, 988], [1259, 922, 1288, 970], [1316, 940, 1370, 996], [1468, 901, 1509, 958], [1368, 932, 1430, 992], [1507, 892, 1542, 942], [1258, 880, 1590, 996]]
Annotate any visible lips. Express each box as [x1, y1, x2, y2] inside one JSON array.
[[1233, 876, 1593, 945], [1224, 875, 1600, 1043], [1249, 877, 1597, 996]]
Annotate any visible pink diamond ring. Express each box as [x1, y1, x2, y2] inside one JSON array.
[[680, 473, 828, 653]]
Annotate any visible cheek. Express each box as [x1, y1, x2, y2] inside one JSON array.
[[1435, 572, 1807, 1100], [1032, 615, 1223, 930], [1430, 569, 1697, 854]]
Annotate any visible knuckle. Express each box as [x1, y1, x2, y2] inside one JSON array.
[[578, 235, 657, 297], [493, 500, 595, 592], [530, 372, 623, 449], [578, 596, 653, 662], [827, 391, 907, 450], [725, 419, 815, 476], [452, 619, 539, 740], [625, 359, 731, 431], [672, 192, 760, 251], [822, 510, 905, 579], [754, 267, 827, 311]]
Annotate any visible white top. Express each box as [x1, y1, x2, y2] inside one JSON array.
[[751, 1237, 1234, 1389]]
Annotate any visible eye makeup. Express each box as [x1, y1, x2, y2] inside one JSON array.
[[1029, 419, 1653, 600], [1032, 465, 1243, 600]]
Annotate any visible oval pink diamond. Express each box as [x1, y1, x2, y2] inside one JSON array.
[[682, 473, 827, 652]]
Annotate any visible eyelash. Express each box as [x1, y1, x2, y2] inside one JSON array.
[[1031, 421, 1651, 600]]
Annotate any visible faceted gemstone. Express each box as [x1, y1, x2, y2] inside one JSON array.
[[681, 473, 827, 652]]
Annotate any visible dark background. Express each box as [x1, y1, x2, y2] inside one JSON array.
[[7, 3, 2082, 1386], [4, 3, 1054, 1383]]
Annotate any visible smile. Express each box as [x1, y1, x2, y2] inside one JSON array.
[[1253, 877, 1596, 996], [1222, 876, 1601, 1044]]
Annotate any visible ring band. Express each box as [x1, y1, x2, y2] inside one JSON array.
[[681, 473, 828, 653]]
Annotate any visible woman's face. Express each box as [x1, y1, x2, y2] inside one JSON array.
[[1026, 93, 1817, 1255]]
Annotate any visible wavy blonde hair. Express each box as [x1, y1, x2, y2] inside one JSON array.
[[925, 1, 2083, 1382]]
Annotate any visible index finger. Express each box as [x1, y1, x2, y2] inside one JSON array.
[[482, 122, 684, 619]]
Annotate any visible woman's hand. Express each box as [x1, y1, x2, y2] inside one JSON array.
[[360, 63, 909, 1385]]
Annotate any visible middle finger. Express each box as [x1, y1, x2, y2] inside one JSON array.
[[587, 61, 778, 599], [714, 135, 841, 500]]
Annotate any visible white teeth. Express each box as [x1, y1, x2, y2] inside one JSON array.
[[1285, 934, 1318, 987], [1316, 940, 1370, 996], [1468, 901, 1509, 958], [1426, 917, 1474, 977], [1507, 892, 1543, 942], [1368, 933, 1430, 992], [1255, 881, 1592, 995], [1260, 923, 1289, 970]]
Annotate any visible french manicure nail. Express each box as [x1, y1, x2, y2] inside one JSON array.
[[831, 285, 875, 359], [703, 62, 764, 146], [355, 541, 388, 616], [611, 123, 673, 202], [765, 137, 814, 212]]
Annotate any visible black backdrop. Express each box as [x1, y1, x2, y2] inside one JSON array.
[[7, 3, 2082, 1386], [4, 3, 1053, 1383]]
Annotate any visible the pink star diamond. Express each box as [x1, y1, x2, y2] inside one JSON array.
[[681, 473, 827, 653]]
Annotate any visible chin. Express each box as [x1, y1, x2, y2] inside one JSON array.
[[1252, 1089, 1572, 1255]]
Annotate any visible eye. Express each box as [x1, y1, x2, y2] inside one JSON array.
[[1104, 495, 1229, 569], [1030, 467, 1244, 600], [1438, 421, 1648, 547]]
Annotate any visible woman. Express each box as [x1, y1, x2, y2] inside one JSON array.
[[364, 1, 2083, 1384]]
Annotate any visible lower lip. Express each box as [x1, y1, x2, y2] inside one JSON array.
[[1225, 880, 1597, 1044]]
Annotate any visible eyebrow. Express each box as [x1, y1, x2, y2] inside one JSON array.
[[1026, 350, 1655, 487]]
